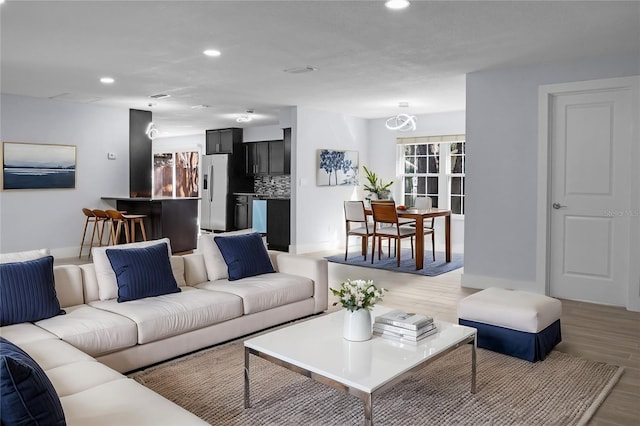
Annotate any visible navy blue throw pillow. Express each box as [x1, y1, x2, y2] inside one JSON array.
[[214, 233, 275, 281], [0, 256, 65, 326], [0, 337, 66, 425], [106, 243, 180, 303]]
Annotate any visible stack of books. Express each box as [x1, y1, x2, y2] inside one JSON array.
[[373, 309, 438, 344]]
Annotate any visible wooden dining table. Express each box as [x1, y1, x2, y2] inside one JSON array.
[[365, 207, 452, 270]]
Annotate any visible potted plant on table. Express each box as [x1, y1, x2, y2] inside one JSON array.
[[362, 165, 394, 200], [331, 279, 386, 341]]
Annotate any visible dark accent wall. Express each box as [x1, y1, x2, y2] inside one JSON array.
[[129, 109, 152, 197]]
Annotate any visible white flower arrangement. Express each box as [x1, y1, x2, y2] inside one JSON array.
[[330, 279, 386, 312]]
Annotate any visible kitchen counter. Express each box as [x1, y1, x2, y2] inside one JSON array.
[[101, 196, 199, 252]]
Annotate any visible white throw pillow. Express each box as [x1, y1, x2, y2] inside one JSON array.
[[0, 249, 50, 264], [198, 229, 263, 281], [92, 238, 175, 301]]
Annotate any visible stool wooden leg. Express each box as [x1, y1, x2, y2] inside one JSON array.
[[88, 219, 99, 259], [124, 220, 131, 243], [138, 219, 147, 241], [79, 217, 90, 258]]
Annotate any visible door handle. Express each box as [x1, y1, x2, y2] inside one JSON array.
[[552, 203, 567, 209]]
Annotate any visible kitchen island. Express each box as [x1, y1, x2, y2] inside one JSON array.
[[101, 196, 199, 253]]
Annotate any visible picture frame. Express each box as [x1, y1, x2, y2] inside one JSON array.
[[317, 149, 358, 186], [2, 142, 77, 190]]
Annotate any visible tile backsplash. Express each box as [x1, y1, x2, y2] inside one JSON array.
[[254, 175, 291, 197]]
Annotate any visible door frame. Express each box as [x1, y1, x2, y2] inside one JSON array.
[[536, 76, 640, 311]]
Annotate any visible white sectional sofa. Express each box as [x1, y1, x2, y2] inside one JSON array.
[[0, 233, 328, 425]]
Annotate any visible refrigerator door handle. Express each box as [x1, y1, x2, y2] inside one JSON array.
[[210, 165, 214, 202]]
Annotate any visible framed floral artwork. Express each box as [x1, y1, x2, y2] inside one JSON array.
[[317, 149, 358, 186]]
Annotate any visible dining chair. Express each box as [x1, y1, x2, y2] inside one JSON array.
[[343, 201, 374, 261], [411, 196, 436, 261], [370, 199, 414, 257], [370, 201, 415, 267]]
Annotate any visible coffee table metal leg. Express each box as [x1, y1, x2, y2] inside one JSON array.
[[471, 335, 477, 394], [364, 392, 373, 426], [244, 347, 251, 408]]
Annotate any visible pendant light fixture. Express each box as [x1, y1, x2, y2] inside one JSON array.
[[385, 102, 417, 132]]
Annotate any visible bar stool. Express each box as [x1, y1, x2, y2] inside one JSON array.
[[79, 208, 103, 258], [92, 209, 111, 246], [105, 209, 147, 244]]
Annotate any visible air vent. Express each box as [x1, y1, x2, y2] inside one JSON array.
[[48, 93, 102, 103], [149, 93, 171, 99], [283, 66, 318, 74]]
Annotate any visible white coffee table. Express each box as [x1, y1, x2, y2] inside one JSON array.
[[244, 306, 477, 425]]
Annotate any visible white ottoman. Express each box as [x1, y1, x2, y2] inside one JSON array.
[[458, 287, 562, 362]]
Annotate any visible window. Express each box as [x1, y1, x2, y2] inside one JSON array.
[[398, 135, 465, 215], [153, 151, 200, 198]]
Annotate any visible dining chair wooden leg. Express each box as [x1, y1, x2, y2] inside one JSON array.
[[412, 236, 414, 258], [396, 237, 401, 267], [344, 232, 349, 261], [371, 234, 377, 264], [362, 236, 368, 261], [431, 233, 435, 261]]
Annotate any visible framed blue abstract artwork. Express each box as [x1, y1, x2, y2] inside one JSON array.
[[2, 142, 77, 190]]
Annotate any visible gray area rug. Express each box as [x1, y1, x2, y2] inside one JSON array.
[[325, 249, 463, 277], [130, 339, 623, 425]]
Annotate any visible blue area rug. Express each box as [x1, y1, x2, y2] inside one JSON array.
[[325, 248, 463, 277]]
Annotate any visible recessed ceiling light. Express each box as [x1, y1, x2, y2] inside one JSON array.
[[148, 93, 171, 99], [203, 49, 221, 57], [385, 0, 410, 10], [283, 66, 318, 74], [191, 104, 210, 109], [100, 77, 115, 84]]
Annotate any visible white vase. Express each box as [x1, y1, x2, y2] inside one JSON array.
[[343, 309, 372, 341]]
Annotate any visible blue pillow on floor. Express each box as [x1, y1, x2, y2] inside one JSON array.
[[0, 256, 65, 326], [214, 232, 275, 281], [106, 242, 180, 302], [0, 337, 67, 425]]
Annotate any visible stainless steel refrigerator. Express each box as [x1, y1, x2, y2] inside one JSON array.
[[200, 153, 253, 232]]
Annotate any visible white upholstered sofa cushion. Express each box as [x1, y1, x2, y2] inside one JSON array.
[[89, 287, 244, 344], [36, 305, 138, 356], [60, 379, 208, 425], [18, 338, 96, 370], [46, 361, 125, 397], [196, 272, 314, 315], [0, 323, 58, 346], [0, 248, 50, 264]]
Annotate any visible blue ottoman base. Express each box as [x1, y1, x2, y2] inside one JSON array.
[[458, 318, 562, 362]]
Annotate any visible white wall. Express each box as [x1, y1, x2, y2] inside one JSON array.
[[367, 111, 466, 253], [292, 107, 369, 253], [463, 53, 640, 292], [0, 94, 129, 257]]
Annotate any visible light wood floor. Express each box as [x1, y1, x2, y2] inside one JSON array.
[[316, 249, 639, 426]]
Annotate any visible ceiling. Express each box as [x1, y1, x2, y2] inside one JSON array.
[[2, 1, 638, 138]]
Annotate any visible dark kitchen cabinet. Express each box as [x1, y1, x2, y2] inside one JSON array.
[[244, 140, 287, 176], [267, 199, 290, 251], [233, 194, 253, 230], [245, 142, 269, 175], [206, 128, 242, 154]]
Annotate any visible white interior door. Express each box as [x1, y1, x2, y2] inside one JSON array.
[[549, 85, 633, 306]]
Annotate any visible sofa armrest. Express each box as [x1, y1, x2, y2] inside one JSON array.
[[275, 253, 328, 313]]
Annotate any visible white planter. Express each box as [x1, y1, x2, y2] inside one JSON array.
[[343, 309, 372, 341]]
